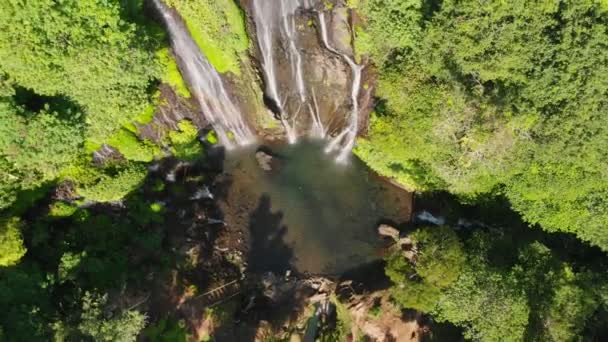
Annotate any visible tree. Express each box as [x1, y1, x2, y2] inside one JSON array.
[[0, 217, 27, 266], [75, 162, 148, 203], [356, 0, 608, 250], [385, 226, 465, 312], [433, 264, 530, 342], [0, 264, 52, 339], [514, 242, 602, 341], [0, 0, 161, 143], [428, 230, 531, 341], [0, 156, 20, 210], [78, 292, 147, 342], [0, 100, 84, 187]]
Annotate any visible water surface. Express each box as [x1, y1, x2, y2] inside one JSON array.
[[215, 140, 411, 276]]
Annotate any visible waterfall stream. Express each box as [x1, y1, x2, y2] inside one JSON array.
[[252, 0, 363, 162], [152, 0, 254, 149], [317, 12, 363, 163], [252, 0, 313, 144], [155, 0, 363, 161]]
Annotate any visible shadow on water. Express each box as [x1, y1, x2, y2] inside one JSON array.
[[246, 194, 295, 274], [216, 139, 413, 277]]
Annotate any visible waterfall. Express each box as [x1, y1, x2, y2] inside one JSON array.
[[317, 12, 363, 163], [152, 0, 254, 149], [252, 0, 362, 163], [252, 0, 316, 144]]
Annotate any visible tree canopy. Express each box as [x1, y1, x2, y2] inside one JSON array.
[[385, 226, 607, 341], [0, 217, 27, 267], [356, 0, 608, 251]]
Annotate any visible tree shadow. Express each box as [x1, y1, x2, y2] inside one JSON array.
[[246, 194, 295, 274]]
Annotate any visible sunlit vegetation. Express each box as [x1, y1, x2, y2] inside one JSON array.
[[75, 162, 149, 203], [0, 217, 27, 266], [168, 120, 204, 162], [0, 0, 607, 340], [109, 129, 162, 163], [386, 226, 607, 341], [0, 1, 205, 336], [164, 0, 250, 74], [355, 0, 608, 251], [157, 47, 192, 98]]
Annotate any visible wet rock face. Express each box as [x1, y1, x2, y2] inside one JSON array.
[[240, 0, 374, 140]]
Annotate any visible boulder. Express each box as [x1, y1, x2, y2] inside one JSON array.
[[377, 224, 400, 240], [256, 150, 274, 171]]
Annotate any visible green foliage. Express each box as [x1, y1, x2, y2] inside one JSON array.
[[78, 292, 147, 342], [357, 0, 608, 250], [387, 226, 607, 341], [0, 264, 52, 339], [108, 129, 161, 162], [0, 217, 27, 266], [157, 48, 191, 98], [0, 157, 20, 210], [48, 202, 78, 219], [144, 318, 188, 342], [434, 262, 530, 342], [409, 226, 466, 287], [168, 120, 203, 161], [58, 251, 85, 283], [513, 242, 601, 341], [128, 196, 165, 226], [0, 0, 162, 144], [165, 0, 249, 75], [355, 0, 423, 63], [385, 226, 465, 312], [76, 163, 148, 203], [0, 99, 84, 189]]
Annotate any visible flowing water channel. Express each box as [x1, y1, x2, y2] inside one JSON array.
[[215, 140, 412, 276]]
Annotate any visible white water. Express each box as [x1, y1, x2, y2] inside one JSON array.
[[253, 0, 312, 144], [318, 12, 363, 163], [252, 0, 362, 162], [152, 0, 254, 149]]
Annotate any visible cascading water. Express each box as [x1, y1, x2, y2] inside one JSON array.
[[251, 0, 363, 162], [252, 0, 313, 144], [317, 12, 363, 163], [152, 0, 254, 149]]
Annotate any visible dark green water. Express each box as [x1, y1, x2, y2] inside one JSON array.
[[216, 140, 411, 276]]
